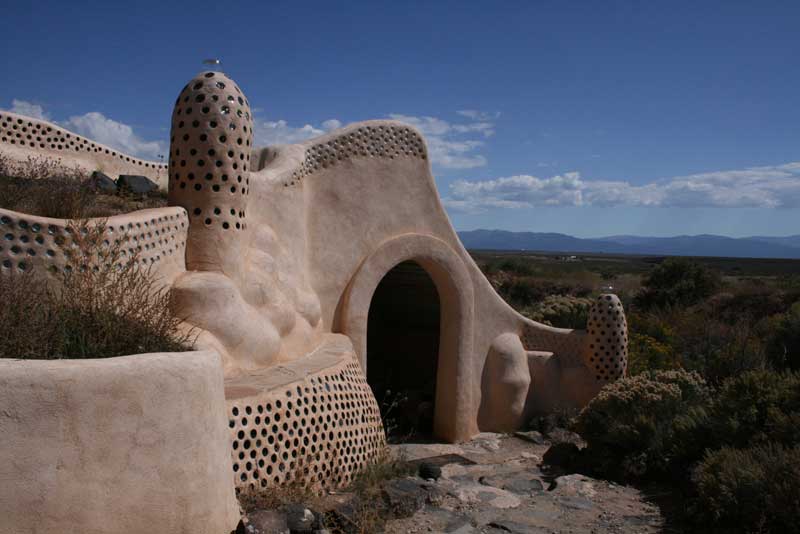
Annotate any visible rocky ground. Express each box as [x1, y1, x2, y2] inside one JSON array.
[[386, 433, 663, 534], [240, 432, 665, 534]]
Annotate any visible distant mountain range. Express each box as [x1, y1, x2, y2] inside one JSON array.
[[457, 230, 800, 259]]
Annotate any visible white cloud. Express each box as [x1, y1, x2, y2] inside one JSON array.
[[457, 110, 500, 122], [9, 99, 49, 120], [321, 119, 342, 130], [253, 110, 497, 170], [388, 112, 496, 169], [390, 114, 455, 136], [4, 100, 166, 160], [444, 162, 800, 212], [7, 100, 497, 169], [252, 118, 342, 146], [64, 112, 165, 160]]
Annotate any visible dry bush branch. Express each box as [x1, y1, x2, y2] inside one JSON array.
[[0, 219, 192, 359]]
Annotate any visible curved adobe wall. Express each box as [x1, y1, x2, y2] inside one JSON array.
[[0, 206, 188, 285], [291, 119, 628, 439], [283, 122, 427, 187], [166, 70, 325, 376], [526, 294, 629, 409], [225, 334, 386, 492], [299, 120, 439, 332], [0, 112, 167, 187], [0, 350, 239, 534]]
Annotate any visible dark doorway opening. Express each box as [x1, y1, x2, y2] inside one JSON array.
[[367, 261, 440, 442]]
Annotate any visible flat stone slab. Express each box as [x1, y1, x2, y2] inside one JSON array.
[[440, 481, 521, 510], [551, 474, 598, 499], [486, 520, 551, 533], [405, 453, 476, 470], [513, 430, 546, 445], [384, 433, 663, 534], [382, 478, 427, 518], [479, 474, 545, 494], [245, 509, 289, 534], [116, 174, 158, 194], [88, 171, 117, 193]]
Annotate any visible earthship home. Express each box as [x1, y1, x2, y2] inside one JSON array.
[[0, 71, 628, 534]]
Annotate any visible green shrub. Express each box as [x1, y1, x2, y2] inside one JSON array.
[[0, 220, 192, 359], [626, 332, 679, 375], [575, 369, 711, 479], [630, 307, 767, 383], [687, 318, 768, 384], [495, 276, 592, 309], [705, 370, 800, 449], [626, 308, 677, 344], [497, 277, 545, 308], [497, 257, 537, 276], [765, 302, 800, 371], [522, 294, 593, 329], [692, 444, 800, 533], [634, 258, 721, 311], [705, 290, 791, 325]]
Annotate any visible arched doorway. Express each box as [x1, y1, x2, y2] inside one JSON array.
[[337, 233, 477, 443], [367, 261, 440, 441]]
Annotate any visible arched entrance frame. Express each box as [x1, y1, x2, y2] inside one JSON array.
[[337, 233, 476, 443]]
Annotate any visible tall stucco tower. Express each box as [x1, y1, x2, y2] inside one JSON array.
[[168, 71, 253, 280]]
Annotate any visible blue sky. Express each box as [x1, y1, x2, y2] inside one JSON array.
[[2, 1, 798, 237]]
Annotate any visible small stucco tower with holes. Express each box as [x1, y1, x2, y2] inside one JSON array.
[[168, 71, 253, 281], [585, 295, 628, 381]]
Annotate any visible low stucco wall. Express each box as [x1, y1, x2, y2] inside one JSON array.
[[224, 334, 386, 491], [0, 350, 239, 534], [0, 206, 188, 286], [0, 111, 167, 188]]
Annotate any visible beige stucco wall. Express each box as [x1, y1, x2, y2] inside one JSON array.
[[225, 334, 385, 491], [0, 350, 239, 534], [262, 120, 628, 441], [1, 71, 627, 452], [0, 206, 188, 287], [0, 111, 167, 187], [166, 72, 324, 377]]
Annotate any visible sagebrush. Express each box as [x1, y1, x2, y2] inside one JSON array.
[[634, 257, 722, 310], [692, 444, 800, 534], [575, 369, 711, 479], [0, 154, 166, 218], [0, 220, 192, 359]]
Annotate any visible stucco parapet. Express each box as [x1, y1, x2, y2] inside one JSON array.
[[0, 205, 188, 283], [0, 111, 167, 187], [0, 349, 239, 534], [224, 334, 386, 491]]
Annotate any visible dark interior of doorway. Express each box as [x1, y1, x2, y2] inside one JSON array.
[[367, 261, 440, 442]]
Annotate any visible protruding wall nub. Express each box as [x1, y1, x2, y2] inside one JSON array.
[[584, 294, 628, 382], [168, 71, 253, 277]]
